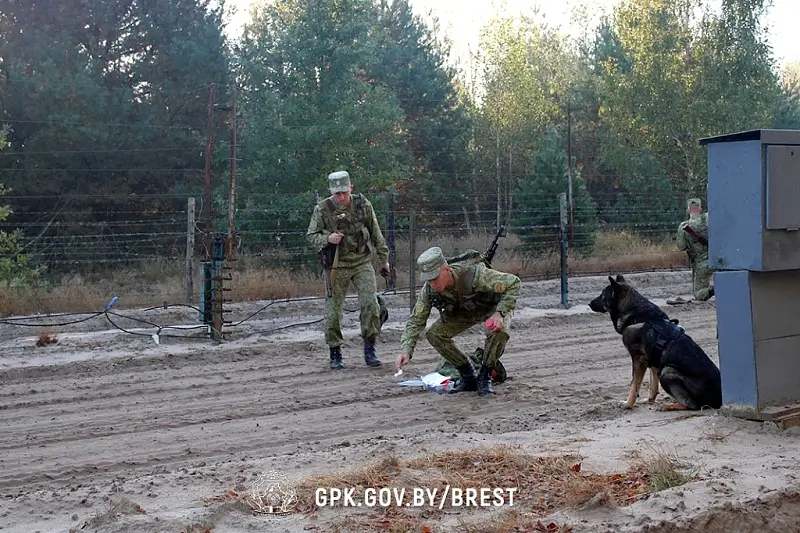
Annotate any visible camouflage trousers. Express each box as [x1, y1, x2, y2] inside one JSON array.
[[424, 310, 512, 369], [691, 257, 714, 301], [325, 261, 382, 347], [435, 349, 507, 384]]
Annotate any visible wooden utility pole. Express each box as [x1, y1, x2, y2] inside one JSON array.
[[566, 99, 574, 241], [226, 85, 238, 261], [559, 193, 569, 308], [186, 197, 195, 303], [203, 84, 215, 258]]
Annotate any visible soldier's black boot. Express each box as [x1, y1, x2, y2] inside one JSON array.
[[364, 340, 382, 367], [449, 360, 478, 393], [477, 364, 495, 396], [330, 346, 344, 370]]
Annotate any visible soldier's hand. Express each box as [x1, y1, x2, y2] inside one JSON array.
[[327, 232, 344, 245], [379, 263, 390, 277], [485, 312, 503, 333], [396, 352, 410, 370]]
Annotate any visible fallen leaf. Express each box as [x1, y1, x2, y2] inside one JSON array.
[[570, 463, 581, 472], [420, 525, 432, 533]]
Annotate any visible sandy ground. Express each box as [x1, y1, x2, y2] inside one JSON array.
[[2, 270, 800, 533]]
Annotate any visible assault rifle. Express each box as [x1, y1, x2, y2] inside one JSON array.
[[314, 190, 337, 299], [485, 224, 506, 267], [319, 244, 336, 298], [683, 225, 708, 247]]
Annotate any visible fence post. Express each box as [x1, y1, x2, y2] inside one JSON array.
[[409, 208, 416, 311], [559, 193, 569, 308], [186, 197, 196, 303]]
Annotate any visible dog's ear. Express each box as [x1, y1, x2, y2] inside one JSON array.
[[616, 274, 626, 282], [608, 275, 620, 294]]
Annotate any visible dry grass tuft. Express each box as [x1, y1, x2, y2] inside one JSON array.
[[208, 446, 652, 532], [633, 442, 698, 492]]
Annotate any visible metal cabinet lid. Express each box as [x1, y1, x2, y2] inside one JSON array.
[[700, 129, 800, 146]]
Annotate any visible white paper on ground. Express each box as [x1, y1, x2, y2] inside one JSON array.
[[398, 372, 450, 388]]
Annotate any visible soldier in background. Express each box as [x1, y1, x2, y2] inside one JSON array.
[[673, 197, 715, 303], [306, 171, 390, 370], [396, 246, 520, 397]]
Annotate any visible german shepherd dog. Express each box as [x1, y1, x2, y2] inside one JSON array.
[[589, 275, 722, 411]]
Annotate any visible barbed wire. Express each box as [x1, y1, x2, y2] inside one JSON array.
[[0, 183, 697, 274]]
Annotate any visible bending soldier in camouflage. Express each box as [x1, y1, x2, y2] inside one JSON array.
[[306, 171, 390, 370], [396, 246, 520, 396], [675, 198, 715, 302]]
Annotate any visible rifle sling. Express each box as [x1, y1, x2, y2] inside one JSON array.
[[330, 244, 340, 287]]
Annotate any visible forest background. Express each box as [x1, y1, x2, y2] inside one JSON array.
[[0, 0, 798, 313]]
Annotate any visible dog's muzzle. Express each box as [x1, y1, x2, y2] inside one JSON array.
[[588, 298, 607, 313]]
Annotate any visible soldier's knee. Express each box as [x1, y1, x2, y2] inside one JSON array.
[[425, 326, 449, 347], [488, 330, 510, 344], [425, 327, 438, 344]]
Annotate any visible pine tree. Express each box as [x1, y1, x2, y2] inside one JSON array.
[[605, 148, 683, 240], [513, 127, 597, 252]]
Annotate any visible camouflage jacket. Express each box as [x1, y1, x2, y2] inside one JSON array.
[[306, 193, 389, 268], [400, 262, 520, 357], [676, 213, 709, 261]]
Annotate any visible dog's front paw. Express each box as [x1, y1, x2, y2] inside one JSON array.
[[619, 400, 635, 409]]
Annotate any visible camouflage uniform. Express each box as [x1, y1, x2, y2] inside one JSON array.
[[400, 247, 520, 396], [306, 171, 389, 369], [676, 198, 714, 301]]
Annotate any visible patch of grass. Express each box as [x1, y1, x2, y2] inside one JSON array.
[[634, 442, 699, 492]]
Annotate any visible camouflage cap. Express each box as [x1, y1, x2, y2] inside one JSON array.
[[328, 171, 351, 193], [417, 246, 447, 282], [687, 198, 702, 210]]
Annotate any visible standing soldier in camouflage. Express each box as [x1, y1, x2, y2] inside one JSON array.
[[676, 198, 715, 301], [306, 171, 390, 370], [396, 246, 520, 396]]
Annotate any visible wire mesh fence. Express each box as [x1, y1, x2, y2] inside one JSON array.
[[0, 188, 689, 289]]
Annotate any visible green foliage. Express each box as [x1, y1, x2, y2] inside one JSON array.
[[595, 0, 781, 198], [233, 0, 470, 241], [600, 148, 683, 239], [234, 0, 409, 196], [512, 128, 598, 252], [0, 0, 231, 273], [0, 0, 793, 276], [470, 16, 585, 225], [773, 61, 800, 128], [0, 128, 43, 287]]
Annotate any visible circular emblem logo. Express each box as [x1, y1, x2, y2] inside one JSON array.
[[249, 471, 298, 519]]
